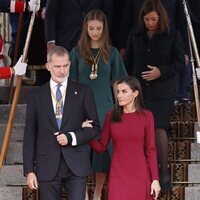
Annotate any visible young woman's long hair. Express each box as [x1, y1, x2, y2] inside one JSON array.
[[138, 0, 170, 34], [110, 76, 145, 122], [78, 9, 110, 64]]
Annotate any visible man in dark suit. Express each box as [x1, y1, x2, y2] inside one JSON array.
[[45, 0, 112, 52], [23, 46, 100, 200]]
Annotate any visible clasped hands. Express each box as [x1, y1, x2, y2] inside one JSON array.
[[141, 65, 161, 81]]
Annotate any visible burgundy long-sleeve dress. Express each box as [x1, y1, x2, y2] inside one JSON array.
[[89, 110, 159, 200]]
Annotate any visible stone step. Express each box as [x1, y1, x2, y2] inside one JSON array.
[[0, 124, 24, 150], [170, 121, 195, 139], [0, 165, 25, 186], [0, 86, 36, 104], [171, 102, 197, 122], [191, 143, 200, 159], [0, 104, 26, 124], [168, 141, 192, 160], [188, 164, 200, 185], [5, 142, 23, 165], [185, 187, 200, 200], [0, 186, 22, 200]]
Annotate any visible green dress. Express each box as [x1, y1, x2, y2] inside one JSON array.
[[70, 46, 127, 172]]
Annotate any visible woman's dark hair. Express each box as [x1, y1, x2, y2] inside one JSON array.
[[78, 9, 110, 64], [110, 76, 145, 122], [138, 0, 170, 34]]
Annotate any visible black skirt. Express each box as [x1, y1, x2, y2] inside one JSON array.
[[145, 98, 174, 131]]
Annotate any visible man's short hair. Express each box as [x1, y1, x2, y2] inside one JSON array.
[[47, 46, 70, 62]]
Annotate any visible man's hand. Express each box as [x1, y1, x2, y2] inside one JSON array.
[[13, 55, 27, 76], [27, 172, 38, 190], [28, 0, 40, 12], [184, 54, 189, 65], [119, 48, 126, 58], [41, 7, 46, 19], [141, 65, 161, 81], [54, 132, 68, 146]]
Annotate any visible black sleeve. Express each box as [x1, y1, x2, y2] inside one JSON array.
[[45, 0, 58, 42], [124, 30, 134, 75]]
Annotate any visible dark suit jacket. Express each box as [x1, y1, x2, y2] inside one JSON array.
[[45, 0, 113, 51], [23, 80, 100, 181]]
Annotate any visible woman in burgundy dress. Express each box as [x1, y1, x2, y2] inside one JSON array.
[[83, 76, 160, 200]]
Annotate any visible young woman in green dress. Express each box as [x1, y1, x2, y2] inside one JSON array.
[[69, 9, 127, 200]]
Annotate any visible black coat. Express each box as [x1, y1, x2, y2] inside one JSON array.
[[23, 80, 100, 181], [125, 29, 185, 99], [45, 0, 113, 51]]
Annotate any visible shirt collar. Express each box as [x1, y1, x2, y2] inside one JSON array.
[[50, 78, 68, 89]]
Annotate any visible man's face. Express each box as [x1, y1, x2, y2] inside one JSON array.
[[46, 53, 71, 83]]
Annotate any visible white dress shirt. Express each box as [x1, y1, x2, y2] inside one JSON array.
[[50, 78, 77, 146]]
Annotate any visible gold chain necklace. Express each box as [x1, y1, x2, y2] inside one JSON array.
[[50, 86, 66, 120], [89, 48, 101, 80]]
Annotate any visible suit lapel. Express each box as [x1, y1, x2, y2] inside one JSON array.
[[61, 80, 77, 128], [41, 83, 58, 129]]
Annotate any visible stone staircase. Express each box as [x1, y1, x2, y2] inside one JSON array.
[[1, 86, 200, 199], [0, 103, 26, 200], [0, 86, 35, 200], [158, 103, 200, 200]]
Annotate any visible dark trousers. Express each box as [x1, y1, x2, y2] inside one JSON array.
[[39, 155, 87, 200], [175, 63, 192, 100]]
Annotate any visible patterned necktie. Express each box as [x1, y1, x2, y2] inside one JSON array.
[[56, 84, 63, 129]]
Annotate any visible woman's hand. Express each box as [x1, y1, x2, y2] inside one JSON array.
[[82, 120, 93, 128], [141, 65, 161, 81], [150, 180, 161, 200]]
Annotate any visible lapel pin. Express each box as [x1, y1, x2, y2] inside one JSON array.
[[74, 91, 78, 95]]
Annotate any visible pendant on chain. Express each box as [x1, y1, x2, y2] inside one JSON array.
[[55, 103, 63, 119]]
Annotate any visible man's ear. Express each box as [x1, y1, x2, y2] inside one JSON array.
[[45, 63, 50, 71]]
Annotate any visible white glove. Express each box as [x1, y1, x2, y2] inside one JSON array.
[[28, 0, 40, 12], [196, 68, 200, 80], [13, 56, 27, 76]]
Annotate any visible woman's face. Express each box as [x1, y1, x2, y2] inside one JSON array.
[[143, 11, 159, 32], [117, 83, 138, 107], [87, 20, 103, 41]]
